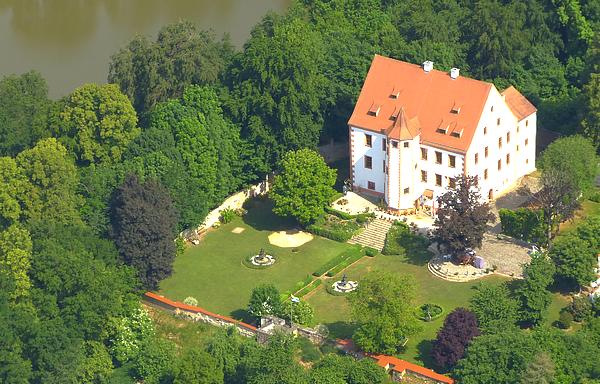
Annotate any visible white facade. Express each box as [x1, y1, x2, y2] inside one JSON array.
[[350, 91, 537, 211]]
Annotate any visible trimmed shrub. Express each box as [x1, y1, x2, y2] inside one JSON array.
[[498, 208, 546, 245], [558, 310, 573, 329], [326, 249, 363, 277], [382, 221, 431, 258], [294, 275, 314, 292], [364, 247, 378, 257], [183, 297, 198, 306]]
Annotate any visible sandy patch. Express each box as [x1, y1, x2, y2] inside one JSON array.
[[268, 230, 313, 248], [231, 227, 245, 234]]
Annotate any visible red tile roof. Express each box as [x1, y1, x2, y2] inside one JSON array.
[[348, 55, 493, 153], [501, 86, 537, 121], [371, 354, 454, 384]]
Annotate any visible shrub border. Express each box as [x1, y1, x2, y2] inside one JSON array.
[[414, 303, 444, 322]]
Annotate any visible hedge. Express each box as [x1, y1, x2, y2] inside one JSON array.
[[325, 206, 375, 221], [313, 246, 362, 276], [294, 274, 315, 292], [295, 279, 322, 298], [364, 247, 378, 257], [498, 208, 546, 244], [325, 249, 363, 277], [307, 223, 355, 242]]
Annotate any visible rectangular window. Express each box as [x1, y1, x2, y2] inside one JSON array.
[[435, 174, 442, 186], [474, 153, 479, 165], [526, 158, 529, 164], [485, 146, 489, 158], [507, 132, 511, 144], [517, 126, 520, 133], [382, 160, 386, 173], [421, 170, 427, 182], [497, 159, 502, 170], [484, 126, 487, 135], [435, 151, 442, 164], [484, 169, 488, 180], [364, 156, 372, 169], [517, 145, 520, 152], [367, 181, 375, 190], [382, 139, 387, 151], [403, 187, 410, 194], [525, 138, 529, 146], [421, 148, 428, 160], [526, 119, 529, 127], [498, 137, 502, 149], [403, 142, 410, 148], [506, 154, 510, 165], [365, 134, 372, 147], [449, 155, 456, 168], [391, 140, 398, 148], [497, 117, 501, 126], [449, 178, 456, 188]]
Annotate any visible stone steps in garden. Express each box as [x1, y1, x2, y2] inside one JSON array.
[[348, 218, 393, 251]]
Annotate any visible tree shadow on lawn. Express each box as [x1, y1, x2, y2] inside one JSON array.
[[324, 320, 356, 340], [415, 339, 437, 371], [242, 197, 298, 232], [229, 308, 255, 325]]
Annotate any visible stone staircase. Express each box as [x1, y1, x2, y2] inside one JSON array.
[[348, 218, 393, 251]]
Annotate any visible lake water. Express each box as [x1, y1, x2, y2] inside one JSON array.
[[0, 0, 290, 97]]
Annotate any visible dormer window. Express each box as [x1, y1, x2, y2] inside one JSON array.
[[450, 128, 463, 138], [390, 87, 401, 99], [390, 107, 401, 120], [451, 103, 461, 114], [368, 103, 381, 116]]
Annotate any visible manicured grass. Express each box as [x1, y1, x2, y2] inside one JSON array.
[[159, 198, 350, 321], [307, 252, 510, 367], [560, 197, 600, 233]]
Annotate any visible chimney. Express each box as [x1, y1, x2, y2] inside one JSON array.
[[423, 60, 433, 73], [450, 67, 460, 79]]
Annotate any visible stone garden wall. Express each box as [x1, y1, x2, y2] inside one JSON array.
[[143, 292, 258, 338]]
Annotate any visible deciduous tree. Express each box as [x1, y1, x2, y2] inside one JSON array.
[[433, 175, 494, 260], [549, 234, 596, 288], [248, 284, 282, 318], [0, 225, 32, 302], [270, 149, 336, 225], [60, 83, 140, 164], [469, 283, 519, 333], [515, 253, 556, 325], [349, 271, 421, 354], [431, 308, 480, 370], [111, 174, 178, 289], [309, 354, 388, 384]]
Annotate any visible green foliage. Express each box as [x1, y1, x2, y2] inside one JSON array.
[[453, 329, 540, 384], [470, 283, 519, 333], [298, 337, 321, 363], [382, 221, 431, 259], [325, 250, 363, 277], [550, 233, 596, 288], [295, 279, 321, 298], [220, 208, 237, 224], [499, 208, 547, 245], [60, 83, 140, 164], [0, 225, 32, 302], [16, 138, 82, 225], [349, 271, 421, 354], [415, 303, 443, 322], [520, 352, 556, 384], [567, 296, 594, 322], [248, 284, 282, 318], [109, 20, 232, 115], [131, 336, 176, 384], [558, 310, 574, 329], [76, 341, 113, 384], [364, 247, 378, 257], [581, 73, 600, 149], [309, 353, 389, 384], [539, 135, 598, 194], [307, 215, 361, 242], [0, 157, 26, 228], [0, 71, 52, 157], [111, 175, 178, 290], [313, 246, 362, 277], [109, 306, 155, 364], [280, 299, 315, 325], [173, 348, 223, 384], [271, 149, 337, 225], [516, 253, 556, 325]]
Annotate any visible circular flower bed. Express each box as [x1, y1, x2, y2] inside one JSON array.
[[414, 303, 443, 322]]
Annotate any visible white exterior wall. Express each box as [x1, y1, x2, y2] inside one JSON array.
[[397, 136, 422, 210], [465, 87, 536, 200], [350, 127, 386, 196], [387, 140, 400, 208], [419, 144, 464, 202]]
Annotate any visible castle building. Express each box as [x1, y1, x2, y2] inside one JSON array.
[[348, 55, 537, 212]]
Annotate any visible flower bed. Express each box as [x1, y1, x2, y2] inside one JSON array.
[[414, 303, 443, 322]]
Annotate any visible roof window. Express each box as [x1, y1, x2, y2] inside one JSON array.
[[390, 87, 401, 99], [451, 102, 461, 114], [436, 121, 449, 134], [450, 128, 463, 138], [368, 103, 381, 117]]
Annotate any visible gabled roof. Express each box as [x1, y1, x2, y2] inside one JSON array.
[[371, 354, 454, 384], [502, 86, 537, 121], [348, 55, 494, 153]]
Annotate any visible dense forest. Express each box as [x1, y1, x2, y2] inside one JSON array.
[[1, 0, 599, 383]]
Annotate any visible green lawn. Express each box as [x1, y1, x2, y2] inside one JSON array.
[[560, 197, 600, 233], [159, 198, 350, 320]]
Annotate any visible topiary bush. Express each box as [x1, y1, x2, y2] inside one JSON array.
[[183, 296, 198, 306], [364, 247, 378, 257]]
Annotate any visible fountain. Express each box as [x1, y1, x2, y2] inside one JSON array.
[[332, 273, 358, 293], [250, 248, 276, 266]]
